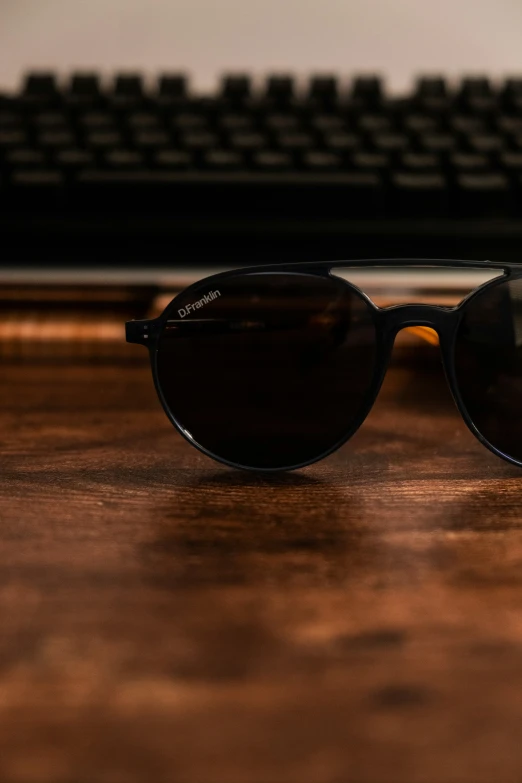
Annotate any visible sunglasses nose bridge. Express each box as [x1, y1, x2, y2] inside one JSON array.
[[379, 304, 456, 338]]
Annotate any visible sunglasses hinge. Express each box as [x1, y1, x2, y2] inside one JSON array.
[[125, 319, 155, 346]]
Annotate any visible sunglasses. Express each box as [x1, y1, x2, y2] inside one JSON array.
[[126, 258, 522, 471]]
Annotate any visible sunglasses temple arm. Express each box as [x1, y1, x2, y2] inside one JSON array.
[[126, 318, 443, 350]]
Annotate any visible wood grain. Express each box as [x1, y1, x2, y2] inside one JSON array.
[[1, 346, 522, 783]]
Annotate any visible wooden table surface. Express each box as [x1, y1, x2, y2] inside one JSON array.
[[2, 347, 522, 783]]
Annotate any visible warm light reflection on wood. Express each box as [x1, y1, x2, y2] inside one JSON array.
[[0, 319, 123, 342]]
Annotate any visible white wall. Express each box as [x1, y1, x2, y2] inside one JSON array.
[[1, 0, 522, 92]]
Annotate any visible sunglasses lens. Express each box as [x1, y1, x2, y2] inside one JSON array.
[[156, 272, 378, 469], [454, 276, 522, 463]]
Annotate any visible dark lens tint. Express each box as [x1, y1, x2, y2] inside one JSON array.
[[455, 275, 522, 463], [156, 272, 378, 469]]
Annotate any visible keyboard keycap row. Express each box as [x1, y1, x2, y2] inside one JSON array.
[[3, 71, 522, 221], [11, 71, 522, 108], [1, 165, 519, 219], [3, 144, 522, 173], [3, 109, 522, 134], [2, 128, 522, 157]]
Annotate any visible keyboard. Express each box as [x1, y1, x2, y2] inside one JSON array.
[[3, 70, 522, 271]]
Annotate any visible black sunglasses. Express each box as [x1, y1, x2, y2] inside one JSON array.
[[126, 258, 522, 471]]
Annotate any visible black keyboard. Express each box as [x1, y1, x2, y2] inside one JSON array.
[[3, 70, 522, 269]]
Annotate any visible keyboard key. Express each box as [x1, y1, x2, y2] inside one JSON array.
[[5, 148, 46, 167], [73, 169, 383, 218], [110, 74, 144, 108], [455, 172, 510, 215], [69, 72, 100, 96], [459, 77, 496, 114], [302, 150, 342, 170], [74, 170, 174, 213], [158, 73, 187, 98], [392, 171, 445, 188], [33, 112, 68, 128], [401, 152, 439, 170], [204, 150, 244, 169], [502, 78, 522, 110], [80, 112, 115, 129], [450, 153, 489, 171], [85, 131, 121, 149], [310, 114, 345, 132], [132, 130, 170, 149], [171, 113, 207, 130], [352, 152, 390, 170], [12, 169, 63, 185], [391, 171, 447, 215], [127, 112, 160, 129], [499, 152, 522, 171], [265, 113, 300, 131], [331, 172, 383, 213], [352, 76, 383, 104], [415, 76, 448, 111], [104, 149, 144, 169], [359, 114, 392, 132], [38, 130, 75, 148], [372, 132, 409, 152], [64, 73, 101, 108], [450, 115, 485, 134], [502, 77, 522, 96], [324, 132, 360, 151], [266, 75, 294, 102], [420, 133, 456, 152], [181, 131, 218, 149], [219, 113, 253, 130], [55, 149, 95, 170], [308, 76, 338, 102], [497, 115, 522, 135], [154, 149, 193, 169], [403, 114, 439, 133], [468, 134, 504, 153], [0, 130, 27, 148], [0, 111, 22, 128], [114, 74, 143, 97], [221, 75, 251, 101], [276, 132, 314, 150], [463, 94, 497, 114], [229, 132, 266, 150], [10, 169, 64, 210], [23, 72, 58, 95], [416, 76, 447, 98], [459, 76, 492, 99], [253, 151, 292, 170]]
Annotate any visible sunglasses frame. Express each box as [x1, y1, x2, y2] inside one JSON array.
[[126, 258, 522, 471]]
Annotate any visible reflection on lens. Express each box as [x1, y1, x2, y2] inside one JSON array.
[[455, 275, 522, 463], [156, 272, 378, 469]]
